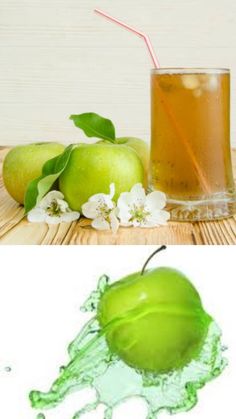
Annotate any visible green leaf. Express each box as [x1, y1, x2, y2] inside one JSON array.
[[24, 144, 76, 213], [70, 112, 116, 142]]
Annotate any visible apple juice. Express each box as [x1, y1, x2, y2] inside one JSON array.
[[30, 274, 226, 419], [150, 68, 236, 221]]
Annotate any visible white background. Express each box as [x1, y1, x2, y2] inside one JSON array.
[[0, 0, 236, 147], [0, 245, 235, 419]]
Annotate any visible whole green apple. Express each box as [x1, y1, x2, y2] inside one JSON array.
[[98, 267, 211, 373], [59, 143, 144, 211], [3, 142, 65, 204]]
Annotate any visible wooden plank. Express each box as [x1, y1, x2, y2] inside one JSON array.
[[0, 148, 235, 245], [60, 220, 198, 246], [0, 218, 73, 245], [195, 217, 236, 245]]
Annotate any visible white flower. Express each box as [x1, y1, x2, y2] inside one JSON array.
[[117, 183, 170, 227], [27, 191, 80, 224], [82, 183, 119, 233]]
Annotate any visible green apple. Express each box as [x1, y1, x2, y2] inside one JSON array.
[[98, 137, 149, 186], [3, 142, 65, 204], [116, 137, 149, 184], [59, 143, 144, 211], [98, 267, 211, 373]]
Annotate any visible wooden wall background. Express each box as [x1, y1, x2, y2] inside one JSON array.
[[0, 0, 236, 146]]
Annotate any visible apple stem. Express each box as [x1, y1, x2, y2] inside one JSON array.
[[141, 246, 167, 275]]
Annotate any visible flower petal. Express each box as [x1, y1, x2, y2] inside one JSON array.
[[145, 191, 167, 211], [91, 217, 111, 231], [117, 191, 133, 210], [119, 221, 132, 227], [130, 183, 146, 205], [27, 208, 46, 223], [109, 210, 120, 233], [109, 183, 115, 199], [56, 199, 69, 212], [157, 209, 171, 224], [61, 211, 80, 223], [82, 201, 100, 219], [44, 214, 62, 224], [145, 209, 170, 227], [39, 191, 64, 209], [89, 194, 114, 210], [117, 184, 146, 220], [132, 219, 142, 227], [117, 206, 132, 225]]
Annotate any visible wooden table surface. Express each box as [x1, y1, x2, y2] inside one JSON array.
[[0, 147, 236, 245]]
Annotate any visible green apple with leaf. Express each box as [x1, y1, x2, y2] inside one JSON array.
[[58, 113, 145, 211], [98, 246, 211, 373], [59, 143, 144, 211], [3, 142, 65, 204]]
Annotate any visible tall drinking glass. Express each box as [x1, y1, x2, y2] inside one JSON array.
[[150, 68, 236, 221]]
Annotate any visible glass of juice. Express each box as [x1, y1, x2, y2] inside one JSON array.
[[150, 68, 236, 221]]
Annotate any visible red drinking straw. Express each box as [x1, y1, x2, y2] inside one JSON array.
[[94, 9, 160, 68], [94, 9, 210, 194]]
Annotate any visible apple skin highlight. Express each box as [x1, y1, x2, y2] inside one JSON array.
[[98, 267, 212, 373]]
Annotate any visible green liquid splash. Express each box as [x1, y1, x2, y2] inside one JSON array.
[[30, 275, 227, 419]]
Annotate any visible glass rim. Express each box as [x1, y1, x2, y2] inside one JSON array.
[[151, 67, 230, 74]]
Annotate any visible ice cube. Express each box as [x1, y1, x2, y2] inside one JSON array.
[[182, 75, 200, 89], [205, 75, 219, 92]]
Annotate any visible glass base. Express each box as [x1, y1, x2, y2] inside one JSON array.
[[166, 193, 236, 222]]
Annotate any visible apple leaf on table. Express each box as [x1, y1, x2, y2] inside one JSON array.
[[24, 144, 76, 213], [70, 113, 116, 142]]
